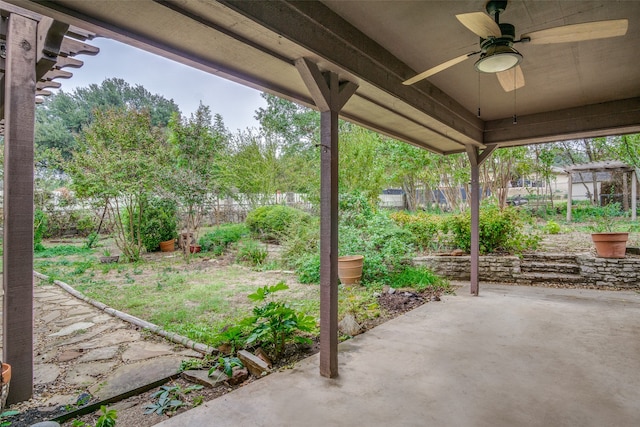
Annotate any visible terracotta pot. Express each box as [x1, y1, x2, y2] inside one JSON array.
[[189, 244, 202, 254], [159, 239, 175, 252], [591, 232, 629, 258], [1, 363, 11, 411], [338, 255, 364, 285]]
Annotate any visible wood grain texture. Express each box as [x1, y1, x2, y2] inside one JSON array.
[[3, 12, 37, 404]]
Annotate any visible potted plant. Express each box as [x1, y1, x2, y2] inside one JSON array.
[[590, 203, 629, 258], [99, 249, 120, 264], [140, 197, 178, 252]]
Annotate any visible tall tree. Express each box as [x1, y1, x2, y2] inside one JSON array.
[[165, 103, 229, 247], [67, 108, 166, 262], [36, 78, 180, 160]]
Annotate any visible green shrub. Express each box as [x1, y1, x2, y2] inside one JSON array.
[[294, 253, 321, 284], [391, 266, 450, 291], [542, 220, 561, 234], [138, 198, 178, 252], [339, 212, 415, 284], [237, 239, 268, 266], [199, 223, 249, 255], [390, 211, 450, 251], [34, 209, 47, 251], [246, 205, 311, 243], [339, 191, 375, 227], [447, 203, 540, 254]]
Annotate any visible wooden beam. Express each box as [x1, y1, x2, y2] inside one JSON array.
[[220, 0, 483, 143], [35, 16, 68, 80], [465, 146, 480, 296], [3, 12, 36, 404], [632, 171, 637, 221], [567, 173, 573, 222], [484, 97, 640, 146], [295, 58, 357, 378]]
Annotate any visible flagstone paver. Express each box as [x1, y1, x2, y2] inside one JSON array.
[[0, 282, 203, 411]]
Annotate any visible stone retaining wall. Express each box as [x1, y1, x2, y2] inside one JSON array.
[[413, 253, 640, 290]]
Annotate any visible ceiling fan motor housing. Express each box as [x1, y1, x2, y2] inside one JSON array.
[[476, 23, 522, 73]]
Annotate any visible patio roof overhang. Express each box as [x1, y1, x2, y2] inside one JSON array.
[[5, 0, 640, 153]]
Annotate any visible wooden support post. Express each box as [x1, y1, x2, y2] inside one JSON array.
[[3, 13, 37, 404], [632, 170, 637, 221], [465, 145, 496, 296], [567, 173, 573, 222], [295, 58, 357, 378], [466, 147, 480, 296]]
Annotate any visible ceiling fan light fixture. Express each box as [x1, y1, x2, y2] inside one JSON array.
[[474, 44, 522, 73]]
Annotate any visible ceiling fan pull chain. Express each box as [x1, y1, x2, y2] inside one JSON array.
[[477, 72, 481, 118], [512, 69, 517, 125]]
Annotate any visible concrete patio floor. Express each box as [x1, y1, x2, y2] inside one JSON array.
[[156, 284, 640, 427]]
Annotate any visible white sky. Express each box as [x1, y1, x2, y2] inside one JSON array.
[[55, 37, 266, 133]]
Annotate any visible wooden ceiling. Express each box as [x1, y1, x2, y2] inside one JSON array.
[[6, 0, 640, 154]]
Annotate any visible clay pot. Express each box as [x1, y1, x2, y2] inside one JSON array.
[[1, 363, 11, 410], [338, 255, 364, 285], [159, 239, 175, 252], [189, 244, 202, 254], [591, 232, 629, 258]]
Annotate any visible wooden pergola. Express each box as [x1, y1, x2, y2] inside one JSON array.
[[1, 0, 640, 404], [0, 2, 98, 403], [565, 161, 638, 221]]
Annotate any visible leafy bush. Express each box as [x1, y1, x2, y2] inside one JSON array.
[[391, 266, 450, 291], [199, 223, 249, 255], [237, 239, 268, 266], [139, 198, 178, 252], [390, 211, 450, 251], [339, 212, 415, 284], [246, 205, 311, 243], [447, 203, 540, 254], [244, 282, 316, 361], [542, 220, 561, 234], [34, 209, 47, 251], [294, 253, 321, 284], [339, 191, 375, 227]]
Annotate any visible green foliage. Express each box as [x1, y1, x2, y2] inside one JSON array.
[[390, 211, 450, 251], [72, 406, 117, 427], [34, 209, 48, 251], [84, 231, 100, 249], [246, 205, 311, 243], [199, 224, 248, 255], [237, 239, 268, 266], [138, 197, 178, 252], [144, 384, 203, 416], [0, 410, 20, 427], [244, 282, 316, 361], [165, 105, 228, 245], [447, 203, 540, 254], [214, 325, 246, 355], [339, 212, 415, 284], [294, 253, 321, 284], [390, 266, 450, 291], [588, 202, 628, 232], [542, 220, 561, 235], [67, 108, 167, 262], [209, 356, 243, 378], [339, 191, 375, 227], [35, 245, 92, 258]]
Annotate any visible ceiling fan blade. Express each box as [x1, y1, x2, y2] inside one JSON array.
[[522, 19, 628, 44], [403, 52, 476, 86], [456, 12, 502, 38], [496, 66, 525, 92]]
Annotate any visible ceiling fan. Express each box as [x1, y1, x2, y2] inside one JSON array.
[[403, 0, 628, 91]]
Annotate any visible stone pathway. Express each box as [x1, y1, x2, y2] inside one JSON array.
[[1, 282, 203, 411]]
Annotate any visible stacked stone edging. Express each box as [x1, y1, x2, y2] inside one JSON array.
[[413, 253, 640, 290]]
